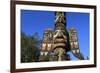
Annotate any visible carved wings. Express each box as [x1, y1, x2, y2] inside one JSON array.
[[68, 28, 84, 60]]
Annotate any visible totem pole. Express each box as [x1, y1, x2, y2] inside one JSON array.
[[53, 12, 70, 61], [39, 11, 84, 62]]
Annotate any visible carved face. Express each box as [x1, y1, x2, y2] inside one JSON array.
[[43, 32, 52, 41], [53, 29, 67, 40]]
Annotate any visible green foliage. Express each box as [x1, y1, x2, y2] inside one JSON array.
[[21, 32, 40, 63]]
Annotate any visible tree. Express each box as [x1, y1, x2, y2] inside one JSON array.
[[21, 32, 41, 63]]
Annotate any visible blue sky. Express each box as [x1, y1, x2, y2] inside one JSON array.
[[21, 10, 90, 60]]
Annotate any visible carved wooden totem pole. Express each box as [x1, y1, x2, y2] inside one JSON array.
[[39, 11, 84, 61], [53, 12, 70, 61]]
